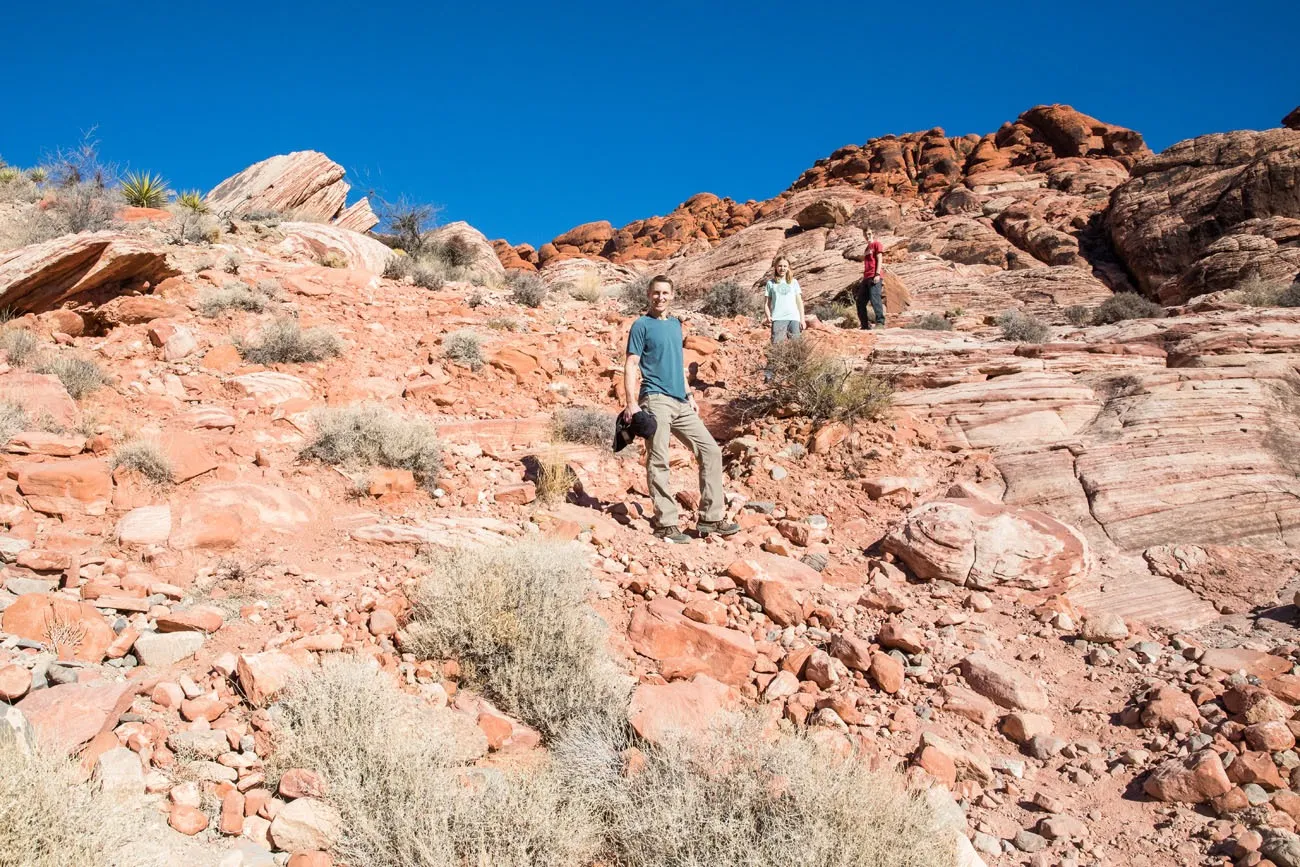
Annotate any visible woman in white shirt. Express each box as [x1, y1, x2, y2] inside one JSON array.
[[763, 255, 805, 343]]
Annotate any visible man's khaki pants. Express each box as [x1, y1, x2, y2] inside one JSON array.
[[642, 393, 725, 528]]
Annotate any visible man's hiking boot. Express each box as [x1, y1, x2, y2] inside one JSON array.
[[653, 525, 691, 544], [696, 520, 740, 538]]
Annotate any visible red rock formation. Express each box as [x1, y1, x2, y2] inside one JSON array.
[[0, 231, 177, 313]]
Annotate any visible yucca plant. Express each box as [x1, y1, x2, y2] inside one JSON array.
[[177, 189, 208, 213], [0, 167, 19, 183], [120, 171, 171, 208], [27, 167, 47, 184]]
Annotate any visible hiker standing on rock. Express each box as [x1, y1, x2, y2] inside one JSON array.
[[856, 227, 886, 329], [764, 255, 805, 342], [623, 275, 740, 544]]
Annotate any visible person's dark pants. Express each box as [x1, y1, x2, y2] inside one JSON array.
[[855, 277, 886, 329]]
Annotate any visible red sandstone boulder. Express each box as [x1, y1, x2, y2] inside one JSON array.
[[16, 679, 136, 752], [1144, 751, 1232, 803], [628, 674, 738, 744], [0, 232, 177, 313], [1, 594, 115, 662], [628, 599, 757, 686]]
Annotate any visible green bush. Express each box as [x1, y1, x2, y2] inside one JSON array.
[[271, 660, 603, 867], [235, 318, 342, 365], [300, 404, 442, 491], [757, 338, 893, 426], [109, 441, 174, 485], [119, 172, 170, 208], [176, 190, 208, 214], [405, 543, 629, 740], [1064, 304, 1092, 326], [443, 329, 484, 371], [1092, 292, 1163, 324], [905, 313, 953, 331], [700, 280, 763, 319], [33, 355, 108, 399], [997, 310, 1051, 343], [510, 272, 548, 308]]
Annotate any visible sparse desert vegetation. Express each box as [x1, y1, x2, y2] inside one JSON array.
[[509, 271, 548, 308], [443, 329, 484, 370], [1092, 292, 1164, 324], [109, 440, 174, 485], [552, 407, 615, 447], [755, 338, 893, 426], [197, 280, 278, 317], [300, 404, 443, 491], [700, 280, 763, 318], [235, 318, 342, 364], [405, 543, 629, 739], [997, 309, 1051, 343], [905, 313, 954, 331], [33, 354, 109, 399]]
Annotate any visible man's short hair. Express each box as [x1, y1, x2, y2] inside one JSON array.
[[648, 275, 673, 291]]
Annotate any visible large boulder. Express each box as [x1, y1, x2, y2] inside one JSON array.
[[0, 232, 177, 313], [1, 594, 115, 662], [627, 599, 757, 686], [425, 221, 507, 283], [206, 151, 378, 230], [628, 674, 738, 744], [1108, 127, 1300, 303], [274, 222, 394, 275], [884, 499, 1090, 592]]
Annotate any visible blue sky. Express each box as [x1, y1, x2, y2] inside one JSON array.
[[2, 0, 1295, 246]]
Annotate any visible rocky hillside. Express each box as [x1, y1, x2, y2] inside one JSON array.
[[0, 105, 1297, 867]]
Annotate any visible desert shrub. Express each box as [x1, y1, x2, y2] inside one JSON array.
[[300, 404, 442, 490], [997, 309, 1051, 343], [198, 281, 275, 317], [0, 743, 147, 867], [534, 448, 576, 503], [619, 274, 652, 314], [0, 167, 18, 184], [466, 290, 484, 308], [119, 171, 170, 208], [411, 258, 447, 290], [555, 713, 957, 867], [222, 253, 242, 274], [808, 301, 857, 327], [430, 234, 478, 269], [33, 355, 108, 399], [1232, 274, 1300, 308], [1064, 304, 1092, 326], [487, 316, 524, 332], [1281, 281, 1300, 307], [272, 659, 602, 867], [443, 329, 483, 371], [240, 208, 283, 224], [552, 407, 614, 447], [235, 318, 342, 365], [905, 313, 953, 331], [700, 280, 763, 319], [510, 272, 548, 308], [318, 251, 349, 269], [381, 199, 440, 256], [0, 401, 27, 443], [405, 542, 629, 740], [1092, 292, 1163, 324], [383, 255, 412, 280], [109, 441, 174, 485], [756, 338, 893, 426], [0, 327, 40, 366], [570, 271, 603, 302]]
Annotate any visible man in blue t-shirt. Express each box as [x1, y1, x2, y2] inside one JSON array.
[[623, 276, 739, 544]]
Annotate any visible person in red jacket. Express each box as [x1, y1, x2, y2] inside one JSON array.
[[856, 228, 886, 329]]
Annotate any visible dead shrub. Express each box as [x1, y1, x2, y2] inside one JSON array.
[[235, 318, 342, 364], [755, 338, 892, 426], [1092, 292, 1163, 325], [443, 329, 484, 371], [619, 274, 652, 314], [552, 407, 614, 448], [300, 404, 442, 491], [533, 448, 576, 503], [0, 742, 146, 867], [555, 713, 957, 867], [33, 354, 108, 399], [700, 280, 763, 319], [997, 309, 1051, 343], [271, 659, 603, 867], [109, 441, 174, 485], [405, 543, 629, 740]]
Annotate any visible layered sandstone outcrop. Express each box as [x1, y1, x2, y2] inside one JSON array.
[[205, 151, 379, 232]]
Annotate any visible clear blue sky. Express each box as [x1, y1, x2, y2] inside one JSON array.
[[2, 0, 1295, 246]]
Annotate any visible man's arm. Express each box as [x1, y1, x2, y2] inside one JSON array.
[[872, 245, 884, 280], [623, 354, 641, 421]]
